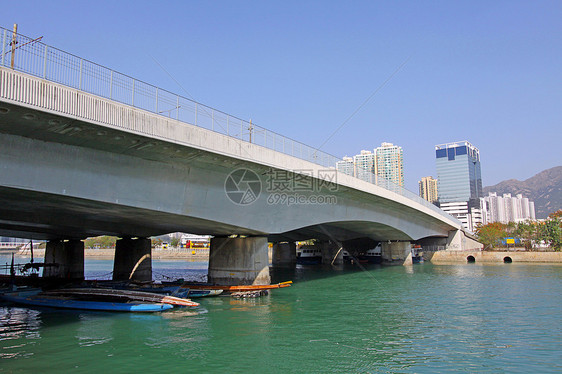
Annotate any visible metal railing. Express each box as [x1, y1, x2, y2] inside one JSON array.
[[0, 26, 460, 225]]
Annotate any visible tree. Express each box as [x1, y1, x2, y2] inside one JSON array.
[[475, 222, 507, 249], [541, 211, 562, 251], [514, 220, 539, 250]]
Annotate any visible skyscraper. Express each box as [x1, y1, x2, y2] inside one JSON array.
[[419, 176, 438, 204], [354, 150, 375, 183], [374, 142, 404, 187], [435, 141, 483, 231]]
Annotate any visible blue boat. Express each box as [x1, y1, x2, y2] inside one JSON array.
[[0, 289, 173, 313]]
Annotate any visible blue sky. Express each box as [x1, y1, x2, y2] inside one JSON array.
[[3, 1, 561, 192]]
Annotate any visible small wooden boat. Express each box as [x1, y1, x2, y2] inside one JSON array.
[[179, 281, 292, 292], [44, 288, 199, 307], [0, 288, 174, 313], [97, 284, 223, 298]]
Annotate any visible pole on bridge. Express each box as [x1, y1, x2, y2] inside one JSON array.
[[10, 23, 17, 69]]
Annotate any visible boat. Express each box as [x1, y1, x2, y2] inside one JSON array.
[[115, 284, 223, 298], [358, 245, 382, 264], [178, 281, 292, 293], [411, 245, 424, 263], [44, 288, 199, 307], [296, 247, 322, 265], [0, 288, 174, 312]]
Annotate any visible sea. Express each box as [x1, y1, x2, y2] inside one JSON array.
[[1, 254, 561, 373]]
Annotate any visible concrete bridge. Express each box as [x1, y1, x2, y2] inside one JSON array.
[[0, 28, 481, 285]]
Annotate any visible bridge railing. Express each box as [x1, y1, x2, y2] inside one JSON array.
[[0, 26, 460, 224]]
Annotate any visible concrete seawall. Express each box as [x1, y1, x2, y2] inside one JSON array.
[[16, 248, 210, 261], [427, 250, 562, 264]]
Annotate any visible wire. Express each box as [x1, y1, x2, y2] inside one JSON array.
[[314, 55, 412, 154]]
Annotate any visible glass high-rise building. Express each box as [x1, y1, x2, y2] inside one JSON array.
[[435, 141, 483, 231]]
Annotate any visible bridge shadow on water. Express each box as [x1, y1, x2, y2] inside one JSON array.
[[270, 262, 388, 285]]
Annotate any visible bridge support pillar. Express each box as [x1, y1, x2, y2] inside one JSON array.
[[43, 239, 84, 279], [272, 242, 296, 267], [208, 237, 270, 285], [381, 241, 412, 265], [321, 241, 343, 265], [113, 237, 152, 282]]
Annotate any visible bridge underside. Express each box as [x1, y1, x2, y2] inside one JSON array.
[[0, 90, 459, 244], [0, 186, 265, 240], [0, 185, 426, 243]]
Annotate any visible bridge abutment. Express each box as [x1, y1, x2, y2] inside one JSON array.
[[381, 241, 412, 265], [208, 237, 270, 285], [272, 242, 297, 267], [43, 239, 84, 279], [112, 237, 152, 282]]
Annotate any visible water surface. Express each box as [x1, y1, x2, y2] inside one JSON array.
[[1, 259, 561, 373]]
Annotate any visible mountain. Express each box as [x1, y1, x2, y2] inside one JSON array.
[[482, 166, 562, 219]]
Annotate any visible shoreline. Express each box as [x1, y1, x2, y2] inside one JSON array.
[[14, 248, 211, 261], [10, 248, 562, 264]]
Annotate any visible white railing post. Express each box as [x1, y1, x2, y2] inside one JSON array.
[[132, 79, 135, 106], [43, 45, 48, 79], [155, 87, 158, 113], [176, 96, 179, 120], [79, 58, 83, 90], [110, 71, 113, 99], [195, 103, 198, 126]]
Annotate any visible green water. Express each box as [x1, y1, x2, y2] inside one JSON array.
[[1, 261, 561, 373]]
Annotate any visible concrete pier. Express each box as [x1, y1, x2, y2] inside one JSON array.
[[381, 241, 412, 265], [43, 239, 84, 279], [113, 237, 152, 281], [272, 242, 297, 267], [321, 241, 343, 265], [208, 236, 270, 285]]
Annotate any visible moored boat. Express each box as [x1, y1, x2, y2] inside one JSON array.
[[178, 281, 292, 293], [358, 245, 382, 264], [296, 247, 322, 265], [44, 288, 199, 307], [411, 245, 424, 263], [0, 288, 174, 312]]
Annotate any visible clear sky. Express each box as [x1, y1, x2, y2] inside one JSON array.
[[3, 1, 561, 192]]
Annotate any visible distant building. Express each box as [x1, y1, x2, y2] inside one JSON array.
[[336, 142, 404, 190], [374, 142, 404, 188], [419, 176, 438, 204], [480, 192, 536, 224], [336, 156, 355, 177], [435, 140, 483, 232], [354, 150, 376, 183]]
